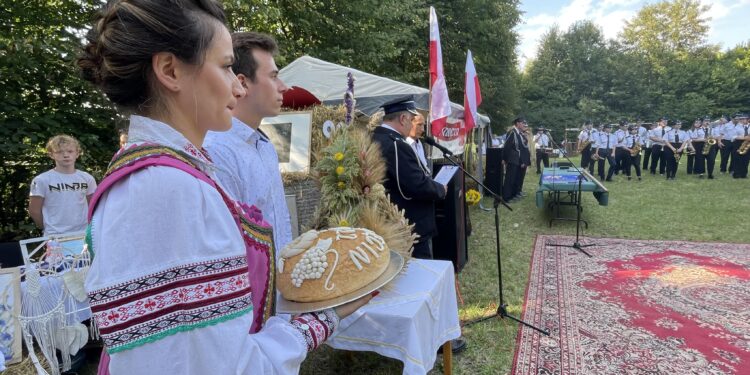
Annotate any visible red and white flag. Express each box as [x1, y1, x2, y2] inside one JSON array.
[[463, 50, 482, 132], [429, 6, 451, 134]]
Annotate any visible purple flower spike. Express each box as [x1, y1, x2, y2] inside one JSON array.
[[345, 72, 356, 125]]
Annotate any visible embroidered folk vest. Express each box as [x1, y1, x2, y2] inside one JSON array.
[[86, 144, 275, 354]]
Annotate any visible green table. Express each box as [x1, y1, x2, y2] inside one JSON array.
[[536, 166, 608, 227]]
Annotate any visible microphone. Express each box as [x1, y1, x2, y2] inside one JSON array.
[[421, 136, 454, 156]]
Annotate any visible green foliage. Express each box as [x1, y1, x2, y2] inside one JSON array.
[[520, 1, 750, 135], [1, 0, 523, 240], [0, 0, 120, 240]]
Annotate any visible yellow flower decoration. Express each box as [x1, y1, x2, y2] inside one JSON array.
[[339, 219, 350, 227], [335, 166, 345, 175], [334, 152, 344, 161], [465, 189, 482, 206], [337, 181, 346, 189]]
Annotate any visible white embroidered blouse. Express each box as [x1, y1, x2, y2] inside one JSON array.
[[85, 115, 334, 374]]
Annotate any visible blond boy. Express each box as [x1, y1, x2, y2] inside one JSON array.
[[28, 135, 97, 236]]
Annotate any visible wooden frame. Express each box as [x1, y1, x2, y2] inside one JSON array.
[[0, 267, 22, 365], [259, 111, 313, 173]]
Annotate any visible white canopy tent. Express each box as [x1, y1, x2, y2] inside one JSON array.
[[278, 55, 490, 128]]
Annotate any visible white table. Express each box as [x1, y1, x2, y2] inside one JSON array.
[[326, 259, 461, 375]]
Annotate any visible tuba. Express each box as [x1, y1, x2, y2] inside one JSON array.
[[739, 139, 750, 155]]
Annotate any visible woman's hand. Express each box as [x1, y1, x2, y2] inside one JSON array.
[[334, 291, 379, 319]]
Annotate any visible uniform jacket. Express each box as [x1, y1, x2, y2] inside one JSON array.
[[502, 127, 531, 166], [372, 126, 446, 240]]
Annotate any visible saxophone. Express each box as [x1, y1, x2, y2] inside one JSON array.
[[630, 141, 641, 156], [739, 139, 750, 155], [577, 139, 592, 153], [702, 137, 717, 155]]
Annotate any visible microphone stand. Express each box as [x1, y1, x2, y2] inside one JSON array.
[[542, 133, 598, 257], [432, 146, 549, 336]]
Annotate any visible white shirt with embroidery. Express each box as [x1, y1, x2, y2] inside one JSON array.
[[85, 115, 309, 374], [205, 117, 293, 254]]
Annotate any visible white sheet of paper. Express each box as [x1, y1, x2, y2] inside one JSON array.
[[433, 165, 459, 185]]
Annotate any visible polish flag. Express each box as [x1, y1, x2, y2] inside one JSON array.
[[429, 6, 451, 134], [463, 50, 482, 132]]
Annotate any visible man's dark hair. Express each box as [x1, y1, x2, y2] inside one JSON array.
[[231, 32, 278, 81]]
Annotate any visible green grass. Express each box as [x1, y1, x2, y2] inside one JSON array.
[[302, 156, 750, 374]]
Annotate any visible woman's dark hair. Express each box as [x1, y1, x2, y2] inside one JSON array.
[[78, 0, 226, 111]]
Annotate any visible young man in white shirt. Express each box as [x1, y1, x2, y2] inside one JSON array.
[[406, 112, 430, 174], [204, 32, 293, 253], [28, 135, 97, 236]]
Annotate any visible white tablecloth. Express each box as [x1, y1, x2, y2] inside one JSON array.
[[326, 259, 461, 375]]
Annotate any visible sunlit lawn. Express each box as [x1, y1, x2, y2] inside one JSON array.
[[303, 155, 750, 374]]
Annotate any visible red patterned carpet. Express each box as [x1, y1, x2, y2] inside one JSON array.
[[512, 236, 750, 375]]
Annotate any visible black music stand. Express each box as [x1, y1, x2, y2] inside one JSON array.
[[435, 149, 549, 336]]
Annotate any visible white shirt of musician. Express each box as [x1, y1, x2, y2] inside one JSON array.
[[720, 122, 738, 140], [534, 133, 550, 147]]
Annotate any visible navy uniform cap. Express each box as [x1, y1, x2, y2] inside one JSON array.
[[603, 124, 613, 129], [738, 113, 749, 119], [382, 99, 418, 116]]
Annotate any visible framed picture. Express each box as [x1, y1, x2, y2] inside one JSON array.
[[260, 111, 313, 173], [0, 267, 22, 365]]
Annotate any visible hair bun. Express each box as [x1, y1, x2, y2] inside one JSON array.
[[78, 39, 104, 85]]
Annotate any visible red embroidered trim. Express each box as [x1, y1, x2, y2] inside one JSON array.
[[89, 255, 252, 349]]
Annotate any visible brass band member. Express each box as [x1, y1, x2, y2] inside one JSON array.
[[663, 120, 689, 180], [731, 113, 750, 179], [624, 125, 642, 181], [649, 117, 669, 175], [577, 120, 595, 172], [641, 122, 656, 171], [719, 114, 738, 174], [534, 127, 551, 174], [703, 117, 719, 179]]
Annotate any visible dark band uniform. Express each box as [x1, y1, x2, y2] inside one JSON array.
[[372, 100, 446, 259], [502, 123, 531, 201]]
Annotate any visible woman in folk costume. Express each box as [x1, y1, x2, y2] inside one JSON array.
[[78, 1, 372, 373]]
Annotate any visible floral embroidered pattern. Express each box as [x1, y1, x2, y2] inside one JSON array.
[[88, 256, 252, 353], [290, 309, 339, 352]]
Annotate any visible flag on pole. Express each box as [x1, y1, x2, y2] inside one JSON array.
[[463, 50, 482, 132], [429, 6, 451, 133]]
